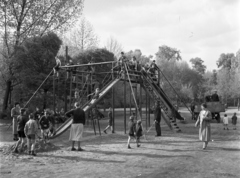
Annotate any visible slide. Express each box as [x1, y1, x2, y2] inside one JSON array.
[[141, 71, 184, 120], [50, 78, 120, 139]]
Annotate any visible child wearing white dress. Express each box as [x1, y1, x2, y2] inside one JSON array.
[[223, 114, 229, 130]]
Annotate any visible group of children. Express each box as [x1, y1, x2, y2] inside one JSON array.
[[12, 106, 57, 156], [222, 113, 238, 130]]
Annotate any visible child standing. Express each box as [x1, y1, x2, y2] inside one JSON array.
[[39, 109, 51, 143], [103, 107, 114, 134], [231, 113, 238, 130], [127, 116, 136, 149], [13, 108, 28, 153], [24, 113, 38, 156], [135, 120, 143, 147], [223, 114, 229, 130]]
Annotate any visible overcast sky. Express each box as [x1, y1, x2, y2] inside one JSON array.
[[83, 0, 240, 71]]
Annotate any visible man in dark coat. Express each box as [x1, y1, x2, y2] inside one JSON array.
[[211, 91, 220, 102], [154, 102, 161, 136]]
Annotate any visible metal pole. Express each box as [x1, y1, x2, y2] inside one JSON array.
[[69, 72, 73, 109]]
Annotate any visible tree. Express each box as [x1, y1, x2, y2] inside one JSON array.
[[190, 57, 206, 75], [155, 45, 182, 62], [13, 32, 62, 109], [0, 0, 84, 111], [63, 17, 99, 51], [105, 36, 123, 59], [217, 53, 234, 70]]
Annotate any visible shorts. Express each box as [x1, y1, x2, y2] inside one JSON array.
[[27, 134, 36, 141], [18, 131, 26, 138], [41, 129, 50, 136]]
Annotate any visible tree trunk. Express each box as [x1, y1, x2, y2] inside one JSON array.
[[2, 80, 12, 112]]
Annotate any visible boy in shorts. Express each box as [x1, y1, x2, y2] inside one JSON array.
[[13, 108, 28, 153], [24, 113, 38, 156], [39, 109, 51, 143]]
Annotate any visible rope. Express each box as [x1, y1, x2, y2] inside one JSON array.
[[156, 65, 192, 114], [24, 70, 53, 108], [124, 63, 142, 121]]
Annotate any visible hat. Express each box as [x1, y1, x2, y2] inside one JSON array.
[[137, 120, 142, 124]]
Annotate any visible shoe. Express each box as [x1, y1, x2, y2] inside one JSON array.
[[128, 145, 131, 149], [103, 130, 107, 134], [137, 144, 141, 147], [31, 151, 37, 156], [155, 135, 161, 137], [77, 148, 84, 151], [28, 151, 31, 155], [112, 131, 115, 134], [71, 147, 76, 151], [13, 138, 18, 141]]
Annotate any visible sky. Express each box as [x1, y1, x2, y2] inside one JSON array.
[[83, 0, 240, 71]]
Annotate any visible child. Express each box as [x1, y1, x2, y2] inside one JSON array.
[[53, 57, 61, 77], [88, 88, 100, 105], [231, 113, 238, 130], [39, 109, 51, 143], [223, 114, 229, 130], [135, 120, 143, 147], [24, 113, 38, 156], [127, 115, 136, 149], [13, 108, 28, 153], [103, 107, 114, 134]]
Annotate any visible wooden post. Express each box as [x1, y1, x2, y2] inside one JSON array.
[[130, 84, 132, 114], [53, 75, 56, 113], [146, 90, 148, 127], [64, 46, 68, 112], [148, 95, 151, 127], [69, 72, 73, 109], [124, 71, 127, 134], [140, 84, 142, 120], [111, 63, 115, 132]]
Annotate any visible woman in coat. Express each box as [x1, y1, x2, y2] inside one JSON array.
[[195, 103, 212, 149]]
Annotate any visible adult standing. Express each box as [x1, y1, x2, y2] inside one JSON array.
[[190, 101, 195, 120], [65, 102, 85, 151], [11, 102, 21, 141], [154, 102, 161, 137], [195, 103, 212, 149], [211, 90, 220, 102]]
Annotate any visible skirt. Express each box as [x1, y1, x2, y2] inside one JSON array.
[[69, 124, 84, 141], [199, 122, 211, 142]]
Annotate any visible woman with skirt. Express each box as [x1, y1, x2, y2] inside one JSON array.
[[195, 103, 212, 149]]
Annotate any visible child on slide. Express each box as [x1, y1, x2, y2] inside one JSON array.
[[87, 88, 100, 106]]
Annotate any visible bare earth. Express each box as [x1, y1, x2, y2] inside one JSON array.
[[0, 108, 240, 178]]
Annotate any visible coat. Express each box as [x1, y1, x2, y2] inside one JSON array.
[[195, 109, 212, 142]]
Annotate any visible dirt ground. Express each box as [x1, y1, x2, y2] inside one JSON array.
[[0, 108, 240, 178]]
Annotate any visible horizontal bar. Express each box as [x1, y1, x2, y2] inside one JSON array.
[[60, 61, 117, 68]]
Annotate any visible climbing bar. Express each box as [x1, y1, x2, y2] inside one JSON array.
[[59, 61, 117, 68]]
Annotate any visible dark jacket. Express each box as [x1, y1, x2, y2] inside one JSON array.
[[17, 115, 28, 131], [39, 115, 50, 129], [211, 94, 219, 102], [154, 107, 161, 123], [66, 107, 85, 125]]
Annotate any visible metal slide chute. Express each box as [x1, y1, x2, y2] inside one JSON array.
[[50, 78, 120, 139]]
